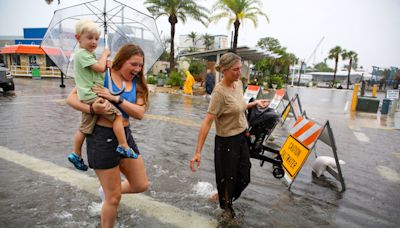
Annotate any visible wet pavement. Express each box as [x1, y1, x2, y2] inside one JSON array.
[[0, 77, 399, 227]]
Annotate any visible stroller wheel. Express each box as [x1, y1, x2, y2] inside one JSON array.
[[273, 167, 284, 179]]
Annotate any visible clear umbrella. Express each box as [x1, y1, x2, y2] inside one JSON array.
[[41, 0, 164, 95]]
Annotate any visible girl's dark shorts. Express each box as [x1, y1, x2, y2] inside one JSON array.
[[86, 124, 140, 169]]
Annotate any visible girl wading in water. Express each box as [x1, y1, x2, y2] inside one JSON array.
[[67, 44, 149, 227]]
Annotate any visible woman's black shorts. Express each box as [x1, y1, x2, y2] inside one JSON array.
[[86, 124, 140, 169]]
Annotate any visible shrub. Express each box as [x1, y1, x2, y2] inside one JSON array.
[[240, 76, 248, 88], [189, 61, 204, 75], [147, 75, 157, 85], [268, 74, 285, 89], [157, 72, 167, 80], [189, 61, 205, 82], [167, 71, 183, 87]]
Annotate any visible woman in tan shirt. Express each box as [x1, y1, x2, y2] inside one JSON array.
[[189, 52, 270, 219]]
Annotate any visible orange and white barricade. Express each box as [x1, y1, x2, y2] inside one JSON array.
[[279, 115, 345, 192], [243, 85, 261, 103], [289, 116, 322, 149]]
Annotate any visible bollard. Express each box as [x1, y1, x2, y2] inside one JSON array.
[[351, 83, 359, 111], [360, 80, 366, 97], [389, 99, 398, 116], [372, 84, 378, 97], [381, 98, 391, 114]]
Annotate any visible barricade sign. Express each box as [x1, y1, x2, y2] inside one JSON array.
[[251, 91, 345, 192], [243, 85, 261, 103], [276, 93, 345, 192], [386, 89, 399, 100], [289, 116, 322, 149], [269, 89, 285, 110], [280, 135, 311, 180], [290, 94, 304, 120], [280, 117, 345, 192], [281, 103, 291, 124]]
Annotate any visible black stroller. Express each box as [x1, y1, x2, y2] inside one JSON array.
[[246, 100, 285, 179]]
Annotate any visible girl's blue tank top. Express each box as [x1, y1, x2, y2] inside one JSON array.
[[104, 70, 136, 119]]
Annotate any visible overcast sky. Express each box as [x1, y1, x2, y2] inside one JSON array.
[[0, 0, 399, 71]]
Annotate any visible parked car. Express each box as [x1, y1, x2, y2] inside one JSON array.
[[0, 66, 15, 93]]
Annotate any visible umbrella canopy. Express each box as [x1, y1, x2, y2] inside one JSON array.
[[41, 0, 165, 78]]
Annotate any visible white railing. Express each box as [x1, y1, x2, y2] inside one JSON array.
[[10, 65, 62, 78]]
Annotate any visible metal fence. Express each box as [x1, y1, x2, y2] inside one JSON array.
[[10, 65, 61, 78]]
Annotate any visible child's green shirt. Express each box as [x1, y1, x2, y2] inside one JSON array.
[[74, 48, 103, 101]]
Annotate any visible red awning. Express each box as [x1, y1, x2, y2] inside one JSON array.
[[0, 45, 63, 55]]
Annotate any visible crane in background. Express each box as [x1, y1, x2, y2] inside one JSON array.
[[292, 36, 325, 86]]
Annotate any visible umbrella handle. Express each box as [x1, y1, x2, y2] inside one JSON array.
[[107, 68, 126, 95], [104, 25, 125, 95], [103, 0, 125, 96]]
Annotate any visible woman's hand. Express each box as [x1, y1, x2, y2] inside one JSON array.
[[256, 99, 270, 108], [190, 113, 215, 172], [190, 152, 201, 172], [92, 85, 118, 103], [66, 87, 112, 115], [92, 98, 113, 115]]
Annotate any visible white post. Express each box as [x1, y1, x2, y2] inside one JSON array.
[[215, 53, 220, 82], [291, 65, 295, 87]]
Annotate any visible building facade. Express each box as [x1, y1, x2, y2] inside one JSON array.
[[0, 28, 61, 78], [178, 34, 228, 54]]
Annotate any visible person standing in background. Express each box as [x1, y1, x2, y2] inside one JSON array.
[[183, 70, 195, 95], [205, 69, 215, 95]]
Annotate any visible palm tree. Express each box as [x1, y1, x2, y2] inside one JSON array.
[[186, 31, 199, 52], [210, 0, 269, 51], [202, 33, 214, 50], [145, 0, 208, 71], [341, 50, 358, 89], [281, 52, 297, 82], [327, 46, 343, 87]]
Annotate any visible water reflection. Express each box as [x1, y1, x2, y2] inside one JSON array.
[[1, 79, 399, 227], [182, 95, 193, 113]]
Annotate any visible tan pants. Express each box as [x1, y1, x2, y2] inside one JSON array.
[[79, 97, 120, 134]]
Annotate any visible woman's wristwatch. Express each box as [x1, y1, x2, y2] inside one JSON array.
[[116, 95, 124, 105]]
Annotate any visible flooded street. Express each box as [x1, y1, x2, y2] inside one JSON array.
[[0, 78, 399, 227]]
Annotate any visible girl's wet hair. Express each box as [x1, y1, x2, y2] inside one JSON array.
[[112, 44, 149, 108]]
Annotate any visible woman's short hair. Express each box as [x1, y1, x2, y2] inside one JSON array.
[[215, 52, 241, 73], [75, 19, 100, 36]]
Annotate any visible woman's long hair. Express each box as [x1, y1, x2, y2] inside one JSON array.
[[112, 44, 149, 108]]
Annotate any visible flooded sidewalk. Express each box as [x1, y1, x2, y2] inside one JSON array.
[[0, 78, 399, 227]]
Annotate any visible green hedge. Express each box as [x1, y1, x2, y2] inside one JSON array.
[[147, 75, 157, 85], [167, 71, 183, 87]]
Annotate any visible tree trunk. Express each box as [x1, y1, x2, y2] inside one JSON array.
[[169, 15, 178, 72], [286, 65, 290, 82], [347, 58, 352, 89], [232, 20, 240, 52], [332, 57, 338, 88]]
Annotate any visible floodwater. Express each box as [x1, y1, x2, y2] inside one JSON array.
[[0, 78, 399, 227]]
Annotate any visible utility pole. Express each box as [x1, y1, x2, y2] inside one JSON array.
[[296, 36, 324, 87], [58, 0, 65, 88], [230, 31, 233, 50]]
